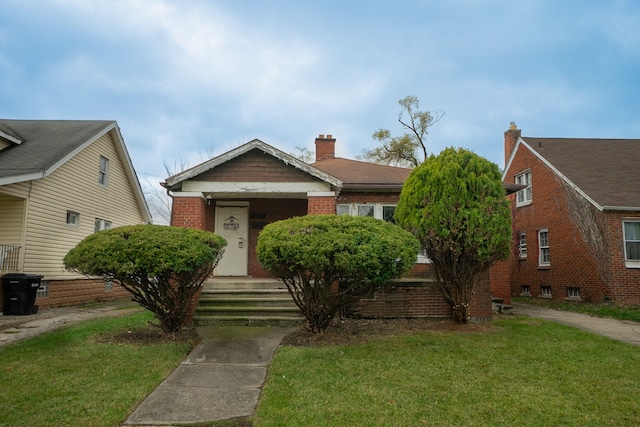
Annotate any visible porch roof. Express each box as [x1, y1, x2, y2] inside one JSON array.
[[163, 139, 343, 196]]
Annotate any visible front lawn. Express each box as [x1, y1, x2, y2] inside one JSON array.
[[0, 310, 197, 427], [255, 317, 640, 426]]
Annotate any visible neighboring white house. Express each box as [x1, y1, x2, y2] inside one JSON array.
[[0, 119, 151, 309]]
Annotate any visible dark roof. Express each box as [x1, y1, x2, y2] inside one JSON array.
[[522, 137, 640, 209], [311, 157, 411, 190], [0, 119, 115, 181]]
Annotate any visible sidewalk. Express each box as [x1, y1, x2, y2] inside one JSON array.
[[512, 303, 640, 347], [122, 325, 297, 426], [0, 299, 139, 347]]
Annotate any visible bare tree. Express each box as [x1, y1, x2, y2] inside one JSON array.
[[360, 95, 444, 167]]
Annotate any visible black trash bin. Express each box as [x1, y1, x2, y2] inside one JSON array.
[[2, 273, 43, 315]]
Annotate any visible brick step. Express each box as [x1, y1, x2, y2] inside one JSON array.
[[202, 279, 286, 290], [198, 297, 298, 308], [196, 305, 302, 316]]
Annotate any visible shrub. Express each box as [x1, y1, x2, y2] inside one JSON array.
[[257, 215, 419, 333], [395, 147, 511, 323], [63, 224, 226, 332]]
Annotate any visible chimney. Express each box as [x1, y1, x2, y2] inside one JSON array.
[[504, 122, 521, 164], [314, 134, 336, 162]]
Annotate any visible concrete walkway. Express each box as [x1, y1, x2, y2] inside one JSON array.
[[512, 303, 640, 347], [122, 325, 297, 426]]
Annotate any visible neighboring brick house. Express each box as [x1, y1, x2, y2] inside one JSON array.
[[0, 119, 151, 310], [502, 122, 640, 304], [163, 135, 496, 320]]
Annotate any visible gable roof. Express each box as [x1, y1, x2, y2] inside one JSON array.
[[163, 139, 343, 190], [507, 136, 640, 210], [311, 157, 411, 191], [0, 119, 151, 220]]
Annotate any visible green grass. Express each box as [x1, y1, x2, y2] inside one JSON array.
[[513, 296, 640, 322], [0, 311, 195, 427], [255, 317, 640, 426]]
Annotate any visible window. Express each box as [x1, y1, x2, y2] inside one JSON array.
[[94, 218, 112, 233], [37, 281, 49, 298], [520, 285, 531, 296], [515, 170, 532, 206], [518, 231, 527, 259], [104, 280, 114, 292], [336, 204, 350, 215], [567, 287, 581, 300], [623, 220, 640, 268], [337, 203, 396, 222], [382, 205, 396, 223], [538, 229, 550, 266], [540, 286, 552, 298], [66, 211, 79, 227], [357, 205, 374, 217], [98, 156, 109, 187]]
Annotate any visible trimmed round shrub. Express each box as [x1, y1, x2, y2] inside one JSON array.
[[64, 224, 227, 332], [257, 214, 419, 333]]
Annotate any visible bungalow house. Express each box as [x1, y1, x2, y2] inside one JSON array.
[[502, 122, 640, 304], [164, 134, 493, 321], [0, 119, 151, 310]]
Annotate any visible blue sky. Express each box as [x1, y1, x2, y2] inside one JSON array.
[[1, 1, 639, 194]]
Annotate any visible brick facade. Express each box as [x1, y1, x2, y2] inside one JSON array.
[[33, 278, 130, 309], [171, 196, 206, 229], [307, 194, 336, 214], [504, 126, 640, 304]]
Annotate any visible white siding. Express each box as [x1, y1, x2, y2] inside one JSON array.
[[19, 132, 146, 279]]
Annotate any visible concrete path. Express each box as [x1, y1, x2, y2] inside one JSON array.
[[122, 325, 296, 426], [513, 303, 640, 347]]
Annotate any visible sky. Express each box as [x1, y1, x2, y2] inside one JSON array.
[[1, 1, 639, 221]]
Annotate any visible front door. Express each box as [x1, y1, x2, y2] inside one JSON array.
[[214, 206, 249, 276]]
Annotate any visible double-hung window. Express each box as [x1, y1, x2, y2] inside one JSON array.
[[94, 218, 112, 233], [538, 228, 550, 266], [518, 231, 527, 259], [623, 220, 640, 268], [336, 203, 396, 223], [98, 156, 109, 187], [515, 170, 532, 206]]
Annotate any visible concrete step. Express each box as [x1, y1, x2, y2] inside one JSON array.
[[194, 277, 303, 327], [193, 315, 304, 327]]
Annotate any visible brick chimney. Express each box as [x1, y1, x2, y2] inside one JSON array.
[[504, 122, 521, 164], [315, 134, 336, 162]]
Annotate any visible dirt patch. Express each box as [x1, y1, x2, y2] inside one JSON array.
[[280, 317, 496, 347], [96, 323, 200, 346]]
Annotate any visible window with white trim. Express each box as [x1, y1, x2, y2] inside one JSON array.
[[520, 285, 531, 296], [66, 211, 79, 227], [337, 203, 396, 222], [518, 231, 527, 259], [515, 170, 532, 206], [98, 156, 109, 187], [567, 287, 581, 300], [94, 218, 112, 233], [540, 286, 552, 298], [538, 229, 550, 266], [623, 220, 640, 268]]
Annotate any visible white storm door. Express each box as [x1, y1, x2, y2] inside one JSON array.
[[214, 206, 249, 276]]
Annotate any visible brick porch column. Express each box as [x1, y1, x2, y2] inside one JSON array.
[[170, 193, 207, 230], [307, 192, 336, 215]]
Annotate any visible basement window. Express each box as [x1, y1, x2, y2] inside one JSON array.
[[37, 281, 49, 298], [540, 286, 552, 298], [566, 287, 581, 301], [520, 285, 531, 296]]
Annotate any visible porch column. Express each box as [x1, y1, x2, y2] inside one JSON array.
[[307, 191, 336, 215], [170, 193, 207, 230]]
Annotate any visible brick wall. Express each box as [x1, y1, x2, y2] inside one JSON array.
[[505, 142, 640, 304], [34, 278, 130, 309], [197, 149, 317, 182], [350, 272, 493, 321], [307, 195, 336, 215], [490, 260, 511, 304], [171, 196, 206, 229]]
